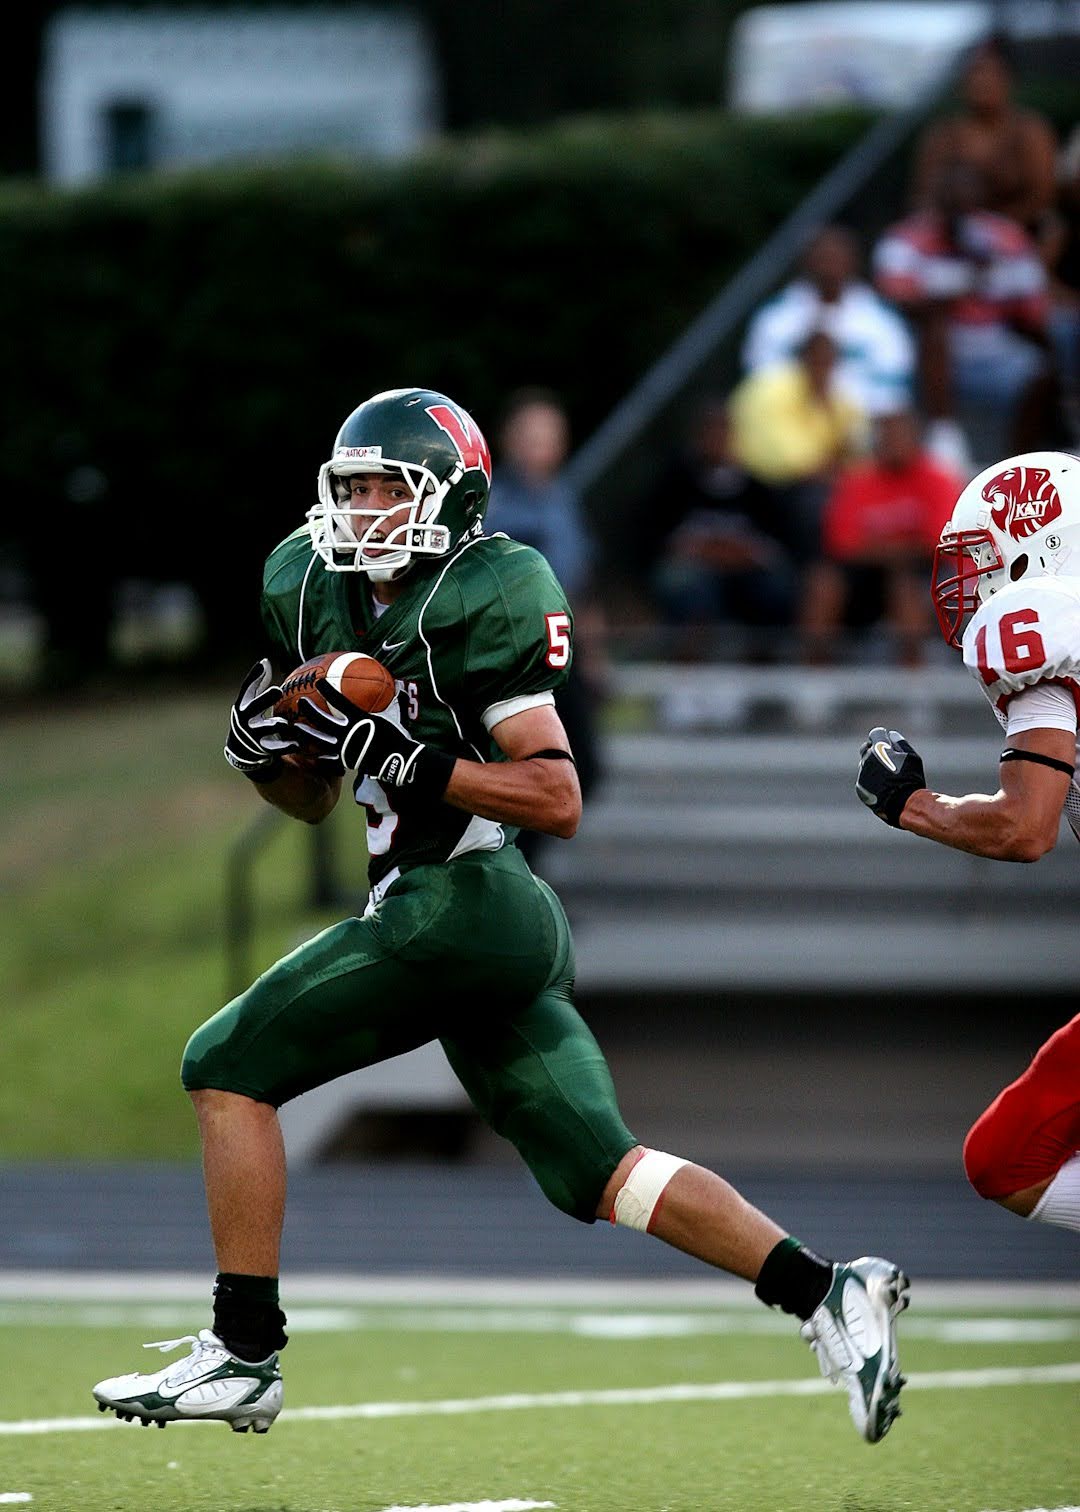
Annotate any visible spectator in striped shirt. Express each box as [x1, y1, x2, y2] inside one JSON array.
[[874, 159, 1054, 472], [912, 35, 1058, 238]]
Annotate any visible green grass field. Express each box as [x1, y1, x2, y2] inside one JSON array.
[[0, 690, 370, 1156], [2, 1283, 1078, 1512]]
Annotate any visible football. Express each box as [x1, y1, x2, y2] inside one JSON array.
[[276, 651, 396, 720]]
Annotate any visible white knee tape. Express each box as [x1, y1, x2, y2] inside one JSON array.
[[611, 1149, 689, 1233]]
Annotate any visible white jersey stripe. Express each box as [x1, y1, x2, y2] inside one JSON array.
[[416, 535, 490, 762], [295, 552, 320, 664]]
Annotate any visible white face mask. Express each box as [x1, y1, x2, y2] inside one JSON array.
[[307, 458, 452, 578]]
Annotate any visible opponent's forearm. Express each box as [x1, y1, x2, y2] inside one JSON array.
[[252, 758, 342, 825], [442, 756, 581, 838], [899, 787, 1050, 862]]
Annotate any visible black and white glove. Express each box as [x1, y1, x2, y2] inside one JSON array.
[[856, 726, 927, 828], [296, 680, 456, 798], [224, 659, 298, 782]]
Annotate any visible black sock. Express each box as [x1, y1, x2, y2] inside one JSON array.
[[212, 1273, 288, 1361], [754, 1237, 834, 1321]]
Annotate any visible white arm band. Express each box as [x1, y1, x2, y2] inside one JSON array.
[[481, 689, 555, 732]]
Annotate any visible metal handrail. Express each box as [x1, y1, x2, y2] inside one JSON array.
[[562, 72, 958, 501], [223, 805, 283, 1000]]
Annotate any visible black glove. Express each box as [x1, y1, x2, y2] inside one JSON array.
[[224, 659, 298, 782], [296, 679, 456, 798], [856, 726, 927, 828]]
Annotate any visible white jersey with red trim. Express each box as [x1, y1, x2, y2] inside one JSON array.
[[962, 575, 1080, 840]]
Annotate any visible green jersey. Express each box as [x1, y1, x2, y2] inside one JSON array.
[[260, 527, 574, 889]]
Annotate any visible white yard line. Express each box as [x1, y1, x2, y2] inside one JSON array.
[[3, 1363, 1078, 1437], [378, 1503, 554, 1512], [1, 1302, 1077, 1345], [0, 1272, 1077, 1309]]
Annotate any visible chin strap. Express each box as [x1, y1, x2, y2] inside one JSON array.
[[1000, 747, 1076, 778]]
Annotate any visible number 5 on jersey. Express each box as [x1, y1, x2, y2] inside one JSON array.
[[975, 609, 1047, 686], [545, 612, 572, 669]]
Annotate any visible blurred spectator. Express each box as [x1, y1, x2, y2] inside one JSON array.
[[651, 396, 796, 644], [800, 410, 961, 666], [33, 431, 114, 686], [742, 225, 915, 417], [486, 387, 603, 864], [728, 329, 867, 564], [488, 388, 592, 605], [913, 35, 1058, 236], [1039, 124, 1080, 442], [874, 159, 1053, 472]]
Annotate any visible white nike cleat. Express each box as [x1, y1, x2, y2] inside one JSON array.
[[92, 1329, 282, 1432], [800, 1256, 910, 1443]]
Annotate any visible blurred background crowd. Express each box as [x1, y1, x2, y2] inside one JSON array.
[[0, 1, 1077, 701]]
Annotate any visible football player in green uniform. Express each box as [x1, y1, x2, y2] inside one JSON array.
[[93, 388, 908, 1443]]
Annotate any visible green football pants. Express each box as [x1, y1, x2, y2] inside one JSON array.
[[182, 846, 637, 1221]]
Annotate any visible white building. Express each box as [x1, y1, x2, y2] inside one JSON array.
[[41, 6, 439, 184], [728, 0, 1080, 113]]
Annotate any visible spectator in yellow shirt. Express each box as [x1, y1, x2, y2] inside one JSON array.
[[727, 329, 867, 563]]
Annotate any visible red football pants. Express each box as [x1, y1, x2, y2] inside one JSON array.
[[963, 1012, 1080, 1200]]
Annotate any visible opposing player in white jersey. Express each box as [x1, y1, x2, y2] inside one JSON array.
[[856, 451, 1080, 1236]]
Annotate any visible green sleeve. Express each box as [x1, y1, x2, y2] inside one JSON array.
[[459, 545, 574, 715], [260, 589, 297, 673], [259, 528, 311, 673]]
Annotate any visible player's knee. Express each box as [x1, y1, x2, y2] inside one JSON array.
[[180, 1019, 217, 1092], [528, 1164, 598, 1220], [962, 1113, 998, 1199], [607, 1148, 689, 1233], [963, 1094, 1047, 1201], [963, 1023, 1080, 1200], [181, 1009, 252, 1097], [510, 1124, 636, 1223]]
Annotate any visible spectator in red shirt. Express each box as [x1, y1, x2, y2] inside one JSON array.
[[874, 159, 1053, 469], [800, 410, 961, 665]]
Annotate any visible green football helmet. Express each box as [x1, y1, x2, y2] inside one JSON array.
[[308, 388, 492, 581]]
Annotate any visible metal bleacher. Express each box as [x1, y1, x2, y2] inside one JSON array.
[[540, 663, 1080, 996]]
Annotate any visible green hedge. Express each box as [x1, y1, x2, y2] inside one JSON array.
[[0, 108, 870, 651]]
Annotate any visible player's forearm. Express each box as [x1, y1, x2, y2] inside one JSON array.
[[253, 759, 342, 825], [442, 757, 581, 838], [899, 787, 1052, 862]]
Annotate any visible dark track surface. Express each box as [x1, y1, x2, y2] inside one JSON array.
[[2, 1160, 1075, 1280]]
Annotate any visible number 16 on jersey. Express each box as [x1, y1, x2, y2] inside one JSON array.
[[975, 608, 1047, 686]]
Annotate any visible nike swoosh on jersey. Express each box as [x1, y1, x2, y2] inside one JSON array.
[[871, 741, 898, 772], [380, 638, 407, 652]]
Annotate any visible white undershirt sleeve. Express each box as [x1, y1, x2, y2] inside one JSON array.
[[481, 689, 556, 733], [1004, 683, 1079, 738]]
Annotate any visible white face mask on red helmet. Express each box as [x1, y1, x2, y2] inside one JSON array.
[[932, 451, 1080, 647]]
